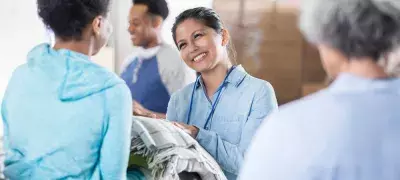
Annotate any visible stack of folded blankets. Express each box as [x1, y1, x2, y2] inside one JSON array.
[[130, 116, 227, 180]]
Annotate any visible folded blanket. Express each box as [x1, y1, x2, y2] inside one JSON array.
[[130, 116, 227, 180]]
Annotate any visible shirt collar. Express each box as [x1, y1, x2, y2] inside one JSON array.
[[328, 72, 400, 93], [135, 45, 161, 59], [195, 65, 248, 89]]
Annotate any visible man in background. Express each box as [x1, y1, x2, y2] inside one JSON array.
[[121, 0, 195, 119]]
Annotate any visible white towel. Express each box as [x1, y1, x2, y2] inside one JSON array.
[[130, 116, 227, 180]]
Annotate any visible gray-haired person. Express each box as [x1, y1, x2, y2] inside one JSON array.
[[239, 0, 400, 179]]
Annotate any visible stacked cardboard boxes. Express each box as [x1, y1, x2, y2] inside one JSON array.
[[214, 0, 326, 104]]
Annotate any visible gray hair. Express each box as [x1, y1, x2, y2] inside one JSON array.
[[299, 0, 400, 60], [378, 47, 400, 76]]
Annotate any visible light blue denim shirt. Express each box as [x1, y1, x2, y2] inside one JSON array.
[[1, 44, 132, 179], [166, 65, 278, 180], [240, 73, 400, 180]]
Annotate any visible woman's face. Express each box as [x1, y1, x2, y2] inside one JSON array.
[[174, 19, 227, 73]]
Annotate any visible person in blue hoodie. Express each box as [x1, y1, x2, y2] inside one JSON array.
[[1, 0, 133, 179], [166, 7, 278, 180]]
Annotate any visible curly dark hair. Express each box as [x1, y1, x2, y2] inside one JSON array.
[[37, 0, 111, 41], [133, 0, 169, 20]]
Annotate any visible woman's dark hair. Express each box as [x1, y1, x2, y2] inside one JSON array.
[[172, 7, 237, 65], [37, 0, 111, 41]]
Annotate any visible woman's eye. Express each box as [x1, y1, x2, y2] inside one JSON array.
[[178, 43, 186, 50], [194, 33, 203, 39]]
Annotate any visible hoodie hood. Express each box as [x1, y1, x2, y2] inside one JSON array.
[[27, 44, 124, 101]]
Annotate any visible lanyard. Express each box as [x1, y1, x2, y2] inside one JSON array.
[[186, 66, 236, 129]]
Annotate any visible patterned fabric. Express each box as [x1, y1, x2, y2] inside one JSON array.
[[130, 116, 227, 180]]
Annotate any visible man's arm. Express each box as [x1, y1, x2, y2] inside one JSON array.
[[132, 100, 166, 119]]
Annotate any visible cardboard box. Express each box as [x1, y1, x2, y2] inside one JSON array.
[[302, 39, 326, 83], [214, 0, 326, 104]]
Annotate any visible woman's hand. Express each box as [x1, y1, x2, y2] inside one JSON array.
[[172, 122, 199, 138]]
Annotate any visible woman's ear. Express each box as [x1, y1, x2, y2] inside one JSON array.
[[92, 16, 103, 36], [221, 29, 230, 46]]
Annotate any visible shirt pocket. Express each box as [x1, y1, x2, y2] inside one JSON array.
[[212, 113, 247, 145]]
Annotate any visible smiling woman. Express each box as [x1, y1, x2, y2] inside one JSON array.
[[166, 7, 278, 180], [172, 8, 237, 73], [171, 7, 238, 97]]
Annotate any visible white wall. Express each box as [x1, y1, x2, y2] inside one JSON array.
[[0, 0, 49, 102], [110, 0, 134, 74]]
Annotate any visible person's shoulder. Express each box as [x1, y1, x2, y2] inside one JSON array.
[[269, 89, 331, 121], [10, 63, 29, 77], [156, 44, 192, 75], [104, 81, 132, 102], [159, 43, 178, 53], [157, 44, 181, 61], [125, 47, 143, 60], [120, 48, 142, 72], [170, 82, 196, 100], [3, 64, 30, 93], [174, 82, 196, 96], [241, 73, 274, 93]]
